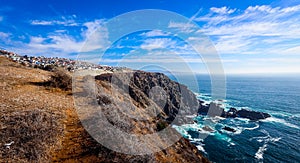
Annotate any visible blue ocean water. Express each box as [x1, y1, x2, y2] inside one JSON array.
[[171, 74, 300, 163]]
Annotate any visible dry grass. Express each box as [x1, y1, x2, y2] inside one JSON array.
[[28, 68, 72, 93], [0, 109, 63, 162], [47, 69, 72, 91], [0, 57, 68, 162]]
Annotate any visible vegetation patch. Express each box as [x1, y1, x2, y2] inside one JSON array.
[[48, 69, 72, 91], [29, 68, 72, 91], [0, 109, 63, 162]]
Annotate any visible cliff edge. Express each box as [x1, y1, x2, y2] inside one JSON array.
[[0, 56, 209, 162]]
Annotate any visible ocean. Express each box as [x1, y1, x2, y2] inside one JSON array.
[[170, 74, 300, 163]]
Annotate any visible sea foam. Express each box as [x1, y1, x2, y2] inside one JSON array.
[[255, 144, 268, 160], [244, 123, 260, 131], [262, 117, 300, 129], [252, 130, 282, 161]]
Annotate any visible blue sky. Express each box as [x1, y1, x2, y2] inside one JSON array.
[[1, 0, 300, 74]]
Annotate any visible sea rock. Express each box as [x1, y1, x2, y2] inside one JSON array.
[[236, 109, 271, 121], [226, 107, 237, 118], [202, 126, 214, 132], [197, 100, 209, 115], [223, 126, 236, 132], [197, 101, 226, 117], [197, 101, 271, 121]]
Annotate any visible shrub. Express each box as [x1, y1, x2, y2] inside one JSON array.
[[48, 69, 72, 91], [156, 120, 169, 131], [42, 64, 55, 71]]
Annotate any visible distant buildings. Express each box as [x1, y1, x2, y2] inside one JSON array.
[[0, 49, 116, 72]]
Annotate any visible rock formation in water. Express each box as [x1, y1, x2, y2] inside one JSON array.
[[198, 100, 271, 121], [223, 126, 236, 132]]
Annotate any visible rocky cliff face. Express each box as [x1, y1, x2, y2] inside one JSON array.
[[95, 71, 199, 123], [0, 56, 209, 162], [73, 70, 206, 160]]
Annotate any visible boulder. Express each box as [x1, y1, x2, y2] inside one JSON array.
[[223, 126, 236, 132], [226, 107, 237, 118], [236, 109, 271, 121], [197, 101, 226, 117], [202, 126, 214, 132], [197, 100, 209, 115]]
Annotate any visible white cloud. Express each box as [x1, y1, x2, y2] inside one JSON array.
[[54, 29, 67, 33], [214, 36, 252, 54], [168, 21, 196, 28], [80, 19, 110, 52], [210, 7, 236, 14], [31, 20, 79, 26], [245, 5, 279, 13], [31, 20, 54, 25], [168, 21, 197, 33], [6, 19, 110, 58], [0, 32, 11, 45], [140, 38, 177, 51], [27, 34, 82, 54], [30, 16, 79, 26], [198, 5, 300, 37], [193, 4, 300, 55], [282, 46, 300, 55], [0, 32, 10, 39], [140, 30, 170, 37]]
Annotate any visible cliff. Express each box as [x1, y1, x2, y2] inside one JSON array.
[[0, 56, 209, 162]]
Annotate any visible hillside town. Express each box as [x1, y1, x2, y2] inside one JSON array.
[[0, 49, 117, 72]]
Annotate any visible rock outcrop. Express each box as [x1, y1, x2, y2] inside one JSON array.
[[223, 126, 236, 132], [95, 71, 199, 124], [86, 71, 207, 161], [236, 108, 271, 120], [198, 100, 271, 121]]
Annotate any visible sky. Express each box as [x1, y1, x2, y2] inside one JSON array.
[[1, 0, 300, 74]]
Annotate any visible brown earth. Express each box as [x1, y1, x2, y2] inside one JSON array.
[[0, 56, 209, 163]]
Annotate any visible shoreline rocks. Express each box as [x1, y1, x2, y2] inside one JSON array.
[[198, 100, 271, 121], [202, 126, 214, 132]]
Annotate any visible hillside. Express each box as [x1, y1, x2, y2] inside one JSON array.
[[0, 56, 209, 162]]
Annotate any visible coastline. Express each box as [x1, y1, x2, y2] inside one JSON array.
[[0, 51, 210, 162]]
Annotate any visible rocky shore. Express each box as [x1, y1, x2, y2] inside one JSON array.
[[198, 100, 271, 121]]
